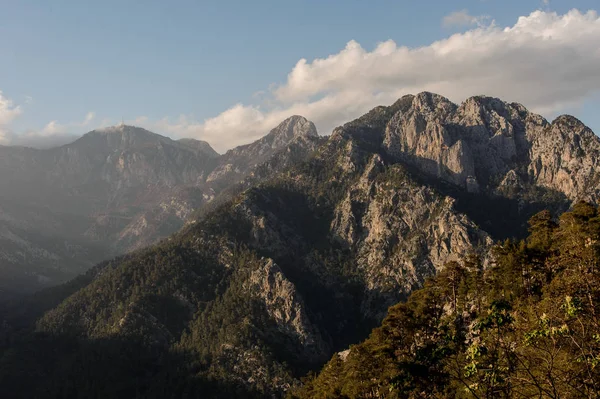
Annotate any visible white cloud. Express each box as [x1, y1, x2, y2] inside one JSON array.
[[8, 111, 97, 148], [442, 9, 490, 28], [0, 91, 23, 145], [138, 92, 379, 152], [0, 91, 22, 127], [272, 9, 600, 112], [0, 91, 98, 148], [3, 9, 600, 153], [145, 9, 600, 152], [41, 112, 96, 136], [3, 109, 96, 148]]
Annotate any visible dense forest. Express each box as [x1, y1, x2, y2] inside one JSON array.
[[293, 202, 600, 398], [2, 203, 599, 398], [0, 237, 298, 398]]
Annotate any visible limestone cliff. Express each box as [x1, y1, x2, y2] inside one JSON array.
[[384, 92, 599, 202]]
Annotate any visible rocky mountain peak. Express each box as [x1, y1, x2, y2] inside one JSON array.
[[461, 95, 510, 115], [551, 114, 591, 134], [409, 92, 457, 120], [71, 125, 219, 160], [412, 92, 457, 118], [265, 115, 318, 149], [382, 92, 599, 200], [74, 125, 173, 152], [202, 115, 321, 192], [4, 93, 600, 397]]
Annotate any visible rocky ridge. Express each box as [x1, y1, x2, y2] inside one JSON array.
[[1, 92, 599, 397], [383, 92, 600, 202], [206, 116, 319, 186], [0, 117, 323, 293]]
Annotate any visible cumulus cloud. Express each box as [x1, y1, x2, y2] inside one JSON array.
[[137, 91, 381, 152], [0, 92, 22, 126], [3, 9, 600, 152], [442, 9, 490, 28], [1, 104, 97, 148], [0, 91, 98, 148], [273, 9, 600, 111], [0, 91, 23, 145], [41, 112, 96, 136], [14, 111, 98, 148], [138, 9, 600, 152]]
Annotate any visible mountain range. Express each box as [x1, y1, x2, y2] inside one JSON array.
[[0, 92, 599, 397], [0, 117, 321, 295]]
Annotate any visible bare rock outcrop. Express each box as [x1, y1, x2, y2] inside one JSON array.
[[383, 92, 598, 202], [247, 258, 329, 362]]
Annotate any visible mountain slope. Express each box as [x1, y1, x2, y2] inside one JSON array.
[[0, 92, 597, 397], [111, 116, 324, 253], [0, 119, 321, 293], [206, 116, 319, 189], [293, 203, 600, 398], [0, 125, 219, 293], [177, 138, 220, 158]]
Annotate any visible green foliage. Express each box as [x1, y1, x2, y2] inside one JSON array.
[[294, 204, 600, 398], [0, 237, 295, 398]]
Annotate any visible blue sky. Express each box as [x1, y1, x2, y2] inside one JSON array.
[[0, 0, 599, 151]]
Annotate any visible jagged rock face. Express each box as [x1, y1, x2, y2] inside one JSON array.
[[384, 93, 470, 187], [207, 116, 318, 186], [246, 259, 329, 362], [317, 134, 491, 319], [331, 166, 492, 319], [383, 93, 600, 202], [330, 154, 491, 318], [451, 96, 544, 184], [213, 127, 491, 325], [528, 115, 600, 202]]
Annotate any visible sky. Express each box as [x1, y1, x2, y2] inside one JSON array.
[[0, 0, 599, 152]]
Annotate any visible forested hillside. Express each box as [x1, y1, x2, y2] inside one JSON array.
[[1, 93, 599, 398], [293, 202, 600, 398]]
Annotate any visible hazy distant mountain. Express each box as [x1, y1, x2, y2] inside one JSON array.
[[2, 93, 597, 397], [109, 116, 323, 253], [177, 138, 220, 158], [0, 119, 321, 294]]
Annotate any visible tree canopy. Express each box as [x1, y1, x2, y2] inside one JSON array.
[[293, 202, 600, 398]]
